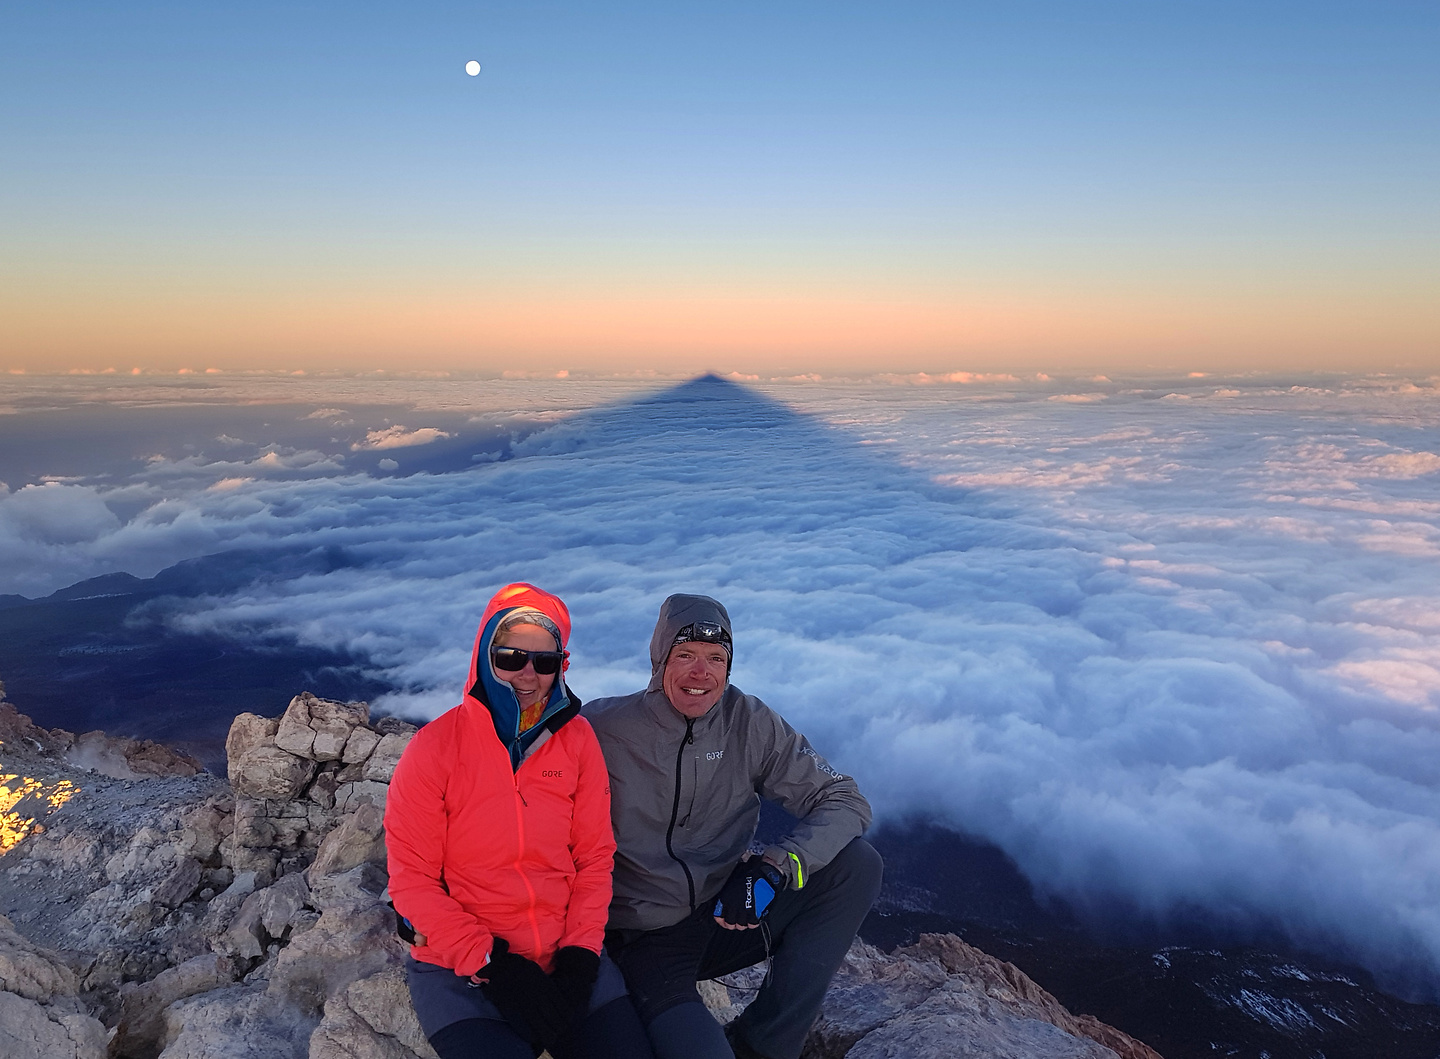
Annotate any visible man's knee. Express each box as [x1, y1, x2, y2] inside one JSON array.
[[823, 837, 884, 906], [762, 836, 881, 943]]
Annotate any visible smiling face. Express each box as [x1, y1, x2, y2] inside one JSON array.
[[492, 622, 558, 708], [661, 640, 730, 719]]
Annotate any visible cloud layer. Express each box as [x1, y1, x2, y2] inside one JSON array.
[[7, 372, 1440, 998]]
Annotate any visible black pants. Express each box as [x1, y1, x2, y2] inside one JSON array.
[[608, 838, 883, 1059], [428, 996, 654, 1059]]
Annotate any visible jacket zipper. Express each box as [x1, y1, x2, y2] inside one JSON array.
[[511, 769, 542, 956], [664, 718, 698, 912]]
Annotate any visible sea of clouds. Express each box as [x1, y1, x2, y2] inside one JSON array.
[[4, 370, 1440, 998]]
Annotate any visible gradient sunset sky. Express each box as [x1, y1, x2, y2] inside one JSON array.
[[3, 1, 1436, 377]]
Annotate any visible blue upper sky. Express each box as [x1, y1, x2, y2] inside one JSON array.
[[3, 1, 1437, 374]]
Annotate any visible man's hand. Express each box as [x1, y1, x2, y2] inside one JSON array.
[[712, 856, 786, 930]]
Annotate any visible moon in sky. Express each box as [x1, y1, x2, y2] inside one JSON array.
[[465, 60, 480, 76]]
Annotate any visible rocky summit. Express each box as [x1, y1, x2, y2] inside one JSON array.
[[0, 683, 1161, 1059]]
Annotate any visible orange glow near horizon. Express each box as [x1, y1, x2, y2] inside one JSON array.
[[4, 277, 1437, 376]]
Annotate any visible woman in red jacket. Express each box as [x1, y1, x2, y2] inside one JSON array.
[[385, 583, 653, 1059]]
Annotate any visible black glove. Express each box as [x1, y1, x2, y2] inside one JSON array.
[[473, 938, 571, 1050], [550, 945, 601, 1029], [712, 857, 786, 927]]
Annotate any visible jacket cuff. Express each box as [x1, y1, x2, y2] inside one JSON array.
[[762, 846, 805, 889], [449, 936, 494, 978]]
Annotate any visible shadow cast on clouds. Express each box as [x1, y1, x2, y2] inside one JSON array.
[[3, 374, 1440, 1001]]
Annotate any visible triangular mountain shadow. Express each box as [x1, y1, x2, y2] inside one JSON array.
[[518, 372, 821, 449], [512, 373, 1013, 510], [0, 375, 1050, 768]]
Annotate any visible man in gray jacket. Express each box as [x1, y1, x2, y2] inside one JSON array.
[[586, 594, 882, 1059]]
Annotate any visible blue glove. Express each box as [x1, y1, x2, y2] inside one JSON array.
[[713, 858, 786, 926]]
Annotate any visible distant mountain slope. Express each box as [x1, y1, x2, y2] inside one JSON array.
[[0, 553, 394, 771]]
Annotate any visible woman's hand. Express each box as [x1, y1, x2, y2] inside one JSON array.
[[549, 946, 601, 1025], [469, 938, 573, 1050]]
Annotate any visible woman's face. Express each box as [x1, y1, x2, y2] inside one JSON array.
[[492, 623, 558, 706]]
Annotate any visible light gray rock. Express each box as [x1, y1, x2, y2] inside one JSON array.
[[360, 734, 411, 784], [335, 781, 389, 814], [64, 731, 202, 781], [276, 694, 369, 763], [226, 846, 279, 887], [105, 826, 176, 885], [231, 798, 277, 848], [789, 935, 1160, 1059], [225, 715, 279, 787], [177, 804, 230, 863], [219, 874, 311, 960], [310, 701, 370, 763], [113, 953, 239, 1059], [307, 771, 339, 810], [262, 875, 313, 939], [266, 901, 401, 1017], [38, 829, 105, 873], [308, 863, 389, 915], [340, 727, 381, 766], [230, 747, 316, 802], [275, 696, 321, 759], [200, 876, 256, 950], [0, 990, 109, 1059], [844, 1007, 1116, 1059], [308, 999, 418, 1059], [154, 857, 204, 909], [158, 984, 316, 1059], [344, 968, 436, 1058], [308, 801, 386, 880], [0, 913, 80, 1001]]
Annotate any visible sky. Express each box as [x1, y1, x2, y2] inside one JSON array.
[[2, 1, 1437, 376], [5, 370, 1440, 1000]]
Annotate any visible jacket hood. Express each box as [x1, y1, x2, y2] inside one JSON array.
[[466, 583, 575, 767], [645, 593, 732, 693]]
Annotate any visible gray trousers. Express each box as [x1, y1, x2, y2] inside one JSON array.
[[609, 838, 883, 1059]]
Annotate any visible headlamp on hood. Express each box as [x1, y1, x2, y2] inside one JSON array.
[[671, 621, 732, 670]]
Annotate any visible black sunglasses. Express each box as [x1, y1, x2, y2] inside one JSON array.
[[491, 646, 564, 675]]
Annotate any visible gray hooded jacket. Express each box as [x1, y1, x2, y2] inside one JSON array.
[[585, 594, 872, 933]]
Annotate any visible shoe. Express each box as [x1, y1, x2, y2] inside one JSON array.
[[723, 1021, 770, 1059]]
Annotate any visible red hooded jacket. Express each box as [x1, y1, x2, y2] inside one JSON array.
[[384, 583, 615, 977]]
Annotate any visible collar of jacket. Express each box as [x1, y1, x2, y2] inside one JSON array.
[[467, 681, 583, 770]]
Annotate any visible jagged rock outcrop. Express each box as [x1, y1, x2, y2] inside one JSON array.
[[0, 912, 110, 1059], [0, 692, 1162, 1059], [1, 697, 202, 781]]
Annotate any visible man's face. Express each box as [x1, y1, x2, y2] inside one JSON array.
[[662, 640, 730, 719]]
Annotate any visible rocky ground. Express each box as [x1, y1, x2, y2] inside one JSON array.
[[0, 682, 1160, 1059]]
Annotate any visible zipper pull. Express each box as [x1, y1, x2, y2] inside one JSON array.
[[685, 719, 695, 746], [513, 774, 528, 807]]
